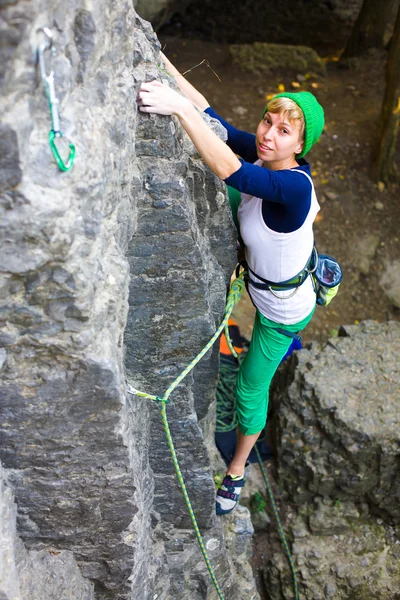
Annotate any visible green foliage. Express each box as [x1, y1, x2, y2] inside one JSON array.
[[213, 472, 224, 487], [250, 491, 268, 514]]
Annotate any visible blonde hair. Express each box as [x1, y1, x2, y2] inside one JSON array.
[[267, 97, 305, 141]]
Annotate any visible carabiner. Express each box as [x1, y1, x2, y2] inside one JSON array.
[[37, 27, 75, 172], [49, 131, 76, 172]]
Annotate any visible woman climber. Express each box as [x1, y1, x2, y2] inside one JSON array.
[[137, 53, 324, 516]]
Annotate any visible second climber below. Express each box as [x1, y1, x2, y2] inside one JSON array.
[[137, 53, 325, 516]]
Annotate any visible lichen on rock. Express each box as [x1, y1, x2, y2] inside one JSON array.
[[229, 42, 327, 77]]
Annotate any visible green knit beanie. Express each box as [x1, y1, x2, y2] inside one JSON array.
[[263, 91, 324, 158]]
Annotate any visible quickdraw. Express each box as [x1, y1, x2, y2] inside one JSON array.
[[37, 27, 75, 172]]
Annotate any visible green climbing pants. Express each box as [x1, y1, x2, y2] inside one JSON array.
[[226, 185, 315, 435], [235, 308, 314, 435]]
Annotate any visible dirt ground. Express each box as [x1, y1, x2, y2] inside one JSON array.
[[158, 35, 400, 345]]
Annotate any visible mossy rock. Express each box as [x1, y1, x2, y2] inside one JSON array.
[[229, 42, 326, 77]]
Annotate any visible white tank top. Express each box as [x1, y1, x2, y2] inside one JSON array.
[[238, 164, 320, 325]]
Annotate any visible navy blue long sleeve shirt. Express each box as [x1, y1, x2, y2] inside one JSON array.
[[204, 107, 313, 234]]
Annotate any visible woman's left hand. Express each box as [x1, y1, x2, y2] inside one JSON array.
[[137, 80, 190, 116]]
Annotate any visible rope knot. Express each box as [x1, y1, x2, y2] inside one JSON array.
[[155, 396, 169, 404]]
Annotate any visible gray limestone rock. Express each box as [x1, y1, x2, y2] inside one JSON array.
[[0, 2, 255, 599], [261, 320, 400, 599], [262, 499, 400, 600], [0, 125, 22, 192], [274, 320, 400, 522], [353, 233, 380, 275], [0, 462, 95, 600], [380, 260, 400, 308], [73, 9, 96, 81]]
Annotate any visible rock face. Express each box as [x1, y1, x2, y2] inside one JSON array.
[[277, 320, 400, 519], [0, 2, 258, 599], [0, 463, 95, 600], [263, 321, 400, 599], [264, 497, 400, 600]]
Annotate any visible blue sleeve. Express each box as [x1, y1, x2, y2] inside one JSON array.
[[225, 161, 310, 206], [225, 161, 312, 232], [204, 107, 258, 163]]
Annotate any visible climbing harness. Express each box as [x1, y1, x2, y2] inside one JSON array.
[[242, 244, 342, 308], [127, 274, 245, 600], [37, 28, 75, 172], [242, 245, 318, 298]]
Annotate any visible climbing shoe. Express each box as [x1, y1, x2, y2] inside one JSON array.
[[216, 474, 245, 515]]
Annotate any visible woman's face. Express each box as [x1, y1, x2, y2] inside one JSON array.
[[256, 111, 304, 166]]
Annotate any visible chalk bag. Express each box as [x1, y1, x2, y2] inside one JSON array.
[[313, 254, 343, 306]]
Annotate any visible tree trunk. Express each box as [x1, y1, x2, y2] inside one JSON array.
[[342, 0, 396, 59], [372, 3, 400, 182]]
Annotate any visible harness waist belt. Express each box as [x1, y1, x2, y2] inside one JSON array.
[[243, 246, 317, 292]]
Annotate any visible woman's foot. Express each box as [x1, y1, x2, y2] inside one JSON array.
[[216, 474, 245, 515]]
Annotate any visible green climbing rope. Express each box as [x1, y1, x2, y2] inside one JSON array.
[[254, 446, 299, 600], [224, 321, 239, 358], [128, 273, 245, 600], [215, 355, 240, 433]]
